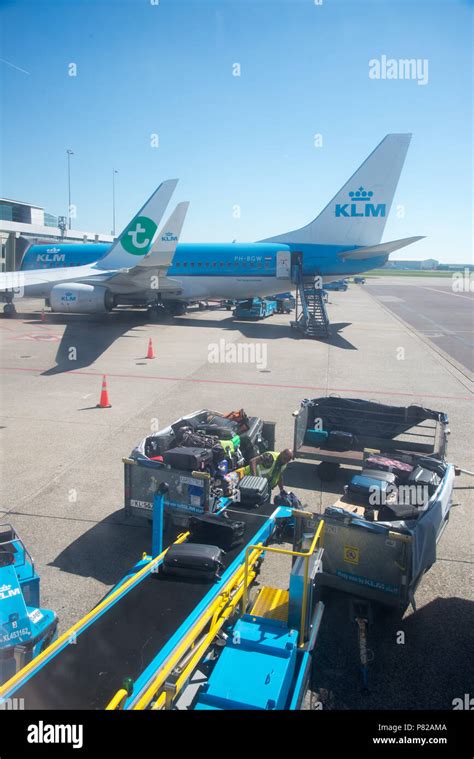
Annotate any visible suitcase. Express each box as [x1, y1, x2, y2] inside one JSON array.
[[345, 474, 396, 506], [361, 468, 398, 485], [238, 417, 264, 459], [189, 513, 245, 550], [178, 428, 219, 450], [163, 446, 213, 471], [365, 455, 414, 480], [326, 430, 355, 451], [305, 429, 329, 445], [162, 543, 225, 581], [144, 431, 177, 458], [378, 502, 420, 522], [407, 466, 440, 495], [237, 475, 270, 506]]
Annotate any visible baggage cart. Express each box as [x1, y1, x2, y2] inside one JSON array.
[[293, 396, 449, 481], [124, 409, 275, 527]]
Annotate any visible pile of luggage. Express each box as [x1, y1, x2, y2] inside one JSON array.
[[344, 453, 442, 522], [131, 409, 273, 508]]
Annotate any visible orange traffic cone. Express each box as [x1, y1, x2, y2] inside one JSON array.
[[146, 338, 155, 359], [96, 375, 112, 408]]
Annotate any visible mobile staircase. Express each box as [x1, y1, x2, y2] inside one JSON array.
[[290, 259, 330, 339]]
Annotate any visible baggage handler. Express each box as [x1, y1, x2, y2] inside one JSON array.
[[246, 449, 293, 492]]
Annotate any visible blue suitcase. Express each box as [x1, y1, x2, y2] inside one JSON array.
[[345, 474, 396, 506], [305, 429, 329, 445]]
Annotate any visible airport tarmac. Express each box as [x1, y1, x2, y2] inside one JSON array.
[[365, 275, 474, 376], [0, 276, 472, 710]]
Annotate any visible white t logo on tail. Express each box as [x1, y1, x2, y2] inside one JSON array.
[[128, 222, 151, 249]]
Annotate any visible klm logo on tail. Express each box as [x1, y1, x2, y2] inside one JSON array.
[[335, 187, 386, 218], [161, 231, 178, 242]]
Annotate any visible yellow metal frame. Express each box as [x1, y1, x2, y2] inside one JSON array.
[[0, 532, 189, 699], [106, 545, 263, 710], [105, 688, 129, 711], [242, 516, 325, 648]]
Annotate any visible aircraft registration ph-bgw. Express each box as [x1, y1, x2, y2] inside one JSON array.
[[1, 134, 422, 318]]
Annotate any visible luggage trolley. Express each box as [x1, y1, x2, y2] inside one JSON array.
[[292, 396, 455, 688]]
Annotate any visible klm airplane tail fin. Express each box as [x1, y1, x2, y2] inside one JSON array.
[[137, 201, 189, 270], [95, 179, 178, 270], [260, 134, 412, 247]]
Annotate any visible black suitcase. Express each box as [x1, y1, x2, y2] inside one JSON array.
[[326, 430, 355, 451], [237, 475, 270, 506], [144, 431, 176, 458], [378, 502, 420, 522], [361, 468, 398, 485], [407, 466, 440, 495], [162, 543, 225, 581], [239, 417, 265, 459], [189, 513, 245, 550], [163, 446, 213, 471]]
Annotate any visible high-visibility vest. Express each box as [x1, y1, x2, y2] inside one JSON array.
[[242, 452, 288, 488]]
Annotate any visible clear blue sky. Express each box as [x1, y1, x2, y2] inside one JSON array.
[[0, 0, 472, 262]]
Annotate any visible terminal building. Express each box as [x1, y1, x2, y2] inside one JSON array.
[[0, 198, 113, 271]]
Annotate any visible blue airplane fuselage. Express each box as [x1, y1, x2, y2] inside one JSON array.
[[21, 242, 386, 280]]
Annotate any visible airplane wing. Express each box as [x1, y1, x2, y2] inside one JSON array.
[[338, 236, 424, 261]]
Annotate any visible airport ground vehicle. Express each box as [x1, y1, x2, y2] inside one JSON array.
[[0, 496, 325, 710], [234, 298, 278, 320], [353, 276, 366, 283], [293, 396, 454, 685], [323, 279, 348, 292], [274, 292, 296, 313], [0, 525, 57, 685], [124, 409, 276, 526]]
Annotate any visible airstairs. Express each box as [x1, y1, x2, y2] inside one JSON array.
[[291, 259, 330, 339]]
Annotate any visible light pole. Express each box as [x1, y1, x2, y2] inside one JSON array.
[[66, 149, 74, 230], [112, 169, 118, 236]]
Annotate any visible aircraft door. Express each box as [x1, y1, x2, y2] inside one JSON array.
[[276, 250, 291, 279]]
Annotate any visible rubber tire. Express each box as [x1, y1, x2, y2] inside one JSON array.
[[3, 303, 15, 317]]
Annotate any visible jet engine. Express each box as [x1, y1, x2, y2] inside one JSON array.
[[49, 283, 114, 313]]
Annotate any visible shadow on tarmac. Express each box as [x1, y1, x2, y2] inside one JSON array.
[[49, 509, 152, 586], [312, 594, 474, 709], [15, 307, 357, 375], [35, 312, 150, 376], [283, 460, 355, 497]]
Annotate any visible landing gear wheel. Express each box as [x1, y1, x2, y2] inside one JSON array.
[[168, 302, 187, 316], [147, 305, 164, 322], [3, 303, 16, 317], [317, 461, 340, 482]]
